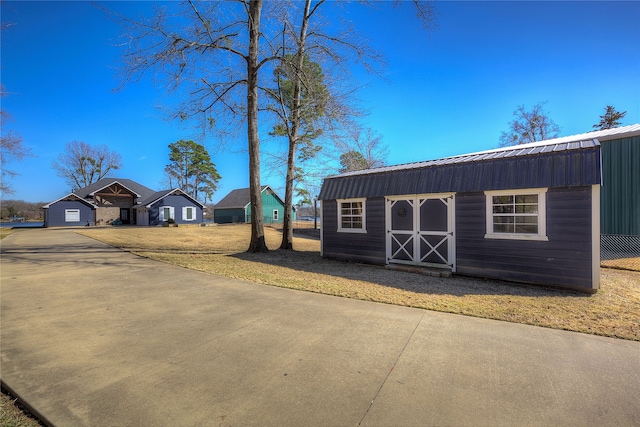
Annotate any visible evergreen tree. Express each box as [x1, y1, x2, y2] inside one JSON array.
[[165, 140, 221, 203], [593, 105, 626, 130]]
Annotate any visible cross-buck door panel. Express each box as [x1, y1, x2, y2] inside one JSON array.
[[386, 194, 455, 271]]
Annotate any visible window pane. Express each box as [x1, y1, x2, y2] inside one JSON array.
[[516, 204, 538, 214], [516, 194, 538, 204], [493, 223, 514, 233], [516, 224, 538, 233], [493, 195, 513, 204], [494, 205, 513, 214]]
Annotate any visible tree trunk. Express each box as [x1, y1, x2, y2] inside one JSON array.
[[280, 138, 296, 249], [280, 0, 312, 250], [247, 0, 268, 253]]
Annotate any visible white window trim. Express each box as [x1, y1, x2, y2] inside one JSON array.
[[484, 188, 548, 241], [182, 206, 196, 221], [337, 198, 367, 234], [273, 209, 279, 221], [160, 206, 175, 222], [65, 209, 80, 222]]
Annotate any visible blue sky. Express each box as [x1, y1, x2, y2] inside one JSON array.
[[2, 1, 639, 203]]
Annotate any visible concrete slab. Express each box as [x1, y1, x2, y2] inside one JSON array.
[[1, 229, 639, 426]]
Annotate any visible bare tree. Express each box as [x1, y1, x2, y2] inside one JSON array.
[[107, 0, 435, 251], [499, 101, 560, 147], [593, 105, 626, 130], [266, 0, 433, 249], [0, 88, 31, 195], [52, 141, 122, 190], [107, 0, 278, 252], [336, 127, 388, 172]]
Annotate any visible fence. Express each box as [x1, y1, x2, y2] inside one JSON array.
[[601, 234, 640, 272]]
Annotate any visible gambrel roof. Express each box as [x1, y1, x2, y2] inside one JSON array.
[[318, 126, 640, 200]]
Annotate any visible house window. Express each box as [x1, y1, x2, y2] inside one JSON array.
[[273, 209, 279, 221], [160, 206, 175, 222], [337, 198, 366, 233], [485, 188, 548, 241], [182, 206, 196, 221], [65, 209, 80, 222]]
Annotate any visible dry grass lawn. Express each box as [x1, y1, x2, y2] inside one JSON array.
[[77, 224, 640, 341]]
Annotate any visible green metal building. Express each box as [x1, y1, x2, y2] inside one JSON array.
[[599, 126, 640, 236], [213, 185, 295, 224]]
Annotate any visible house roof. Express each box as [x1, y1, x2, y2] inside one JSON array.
[[139, 188, 205, 208], [73, 178, 157, 200], [214, 185, 271, 209], [42, 193, 97, 209], [317, 125, 634, 200]]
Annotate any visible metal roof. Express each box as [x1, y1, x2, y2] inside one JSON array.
[[319, 129, 614, 200], [327, 124, 639, 180]]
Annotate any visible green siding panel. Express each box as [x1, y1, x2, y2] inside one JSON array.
[[214, 208, 246, 223], [600, 136, 640, 235]]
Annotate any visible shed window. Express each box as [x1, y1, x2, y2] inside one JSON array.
[[65, 209, 80, 222], [273, 209, 279, 221], [337, 199, 366, 233], [485, 189, 548, 241], [182, 206, 196, 221], [160, 206, 175, 222]]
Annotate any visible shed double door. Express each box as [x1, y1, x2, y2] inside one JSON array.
[[386, 194, 455, 271]]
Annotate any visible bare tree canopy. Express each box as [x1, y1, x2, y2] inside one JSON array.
[[106, 0, 435, 251], [1, 85, 31, 195], [593, 105, 627, 130], [337, 127, 388, 173], [107, 0, 273, 252], [52, 141, 123, 191], [499, 101, 560, 147]]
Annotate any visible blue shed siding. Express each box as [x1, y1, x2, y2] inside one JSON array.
[[455, 187, 594, 290], [149, 194, 203, 225], [44, 201, 94, 227], [321, 187, 596, 291], [321, 198, 387, 265]]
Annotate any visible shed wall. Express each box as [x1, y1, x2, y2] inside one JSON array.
[[321, 187, 596, 291], [456, 187, 594, 289], [321, 198, 387, 264], [44, 201, 94, 227]]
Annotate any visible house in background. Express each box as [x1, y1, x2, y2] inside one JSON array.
[[43, 178, 204, 227], [319, 130, 607, 293], [214, 185, 295, 224]]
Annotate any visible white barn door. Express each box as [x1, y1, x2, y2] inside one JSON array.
[[386, 194, 455, 271]]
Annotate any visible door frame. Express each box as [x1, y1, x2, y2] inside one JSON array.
[[385, 193, 456, 272]]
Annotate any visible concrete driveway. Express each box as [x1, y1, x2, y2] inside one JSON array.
[[1, 228, 639, 426]]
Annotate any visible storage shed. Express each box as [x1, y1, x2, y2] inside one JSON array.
[[214, 185, 295, 224], [319, 135, 603, 292]]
